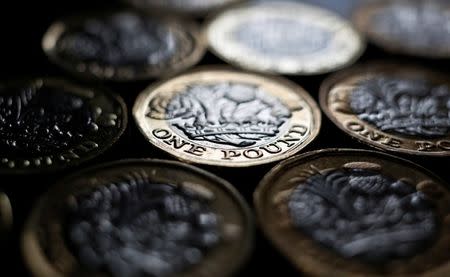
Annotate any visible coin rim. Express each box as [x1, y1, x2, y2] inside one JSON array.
[[353, 0, 450, 59], [319, 62, 450, 156], [254, 148, 450, 276], [22, 158, 254, 277], [42, 10, 207, 81], [0, 77, 128, 174], [204, 1, 366, 76], [133, 65, 322, 167]]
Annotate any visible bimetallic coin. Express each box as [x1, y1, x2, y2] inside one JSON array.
[[0, 79, 127, 173], [206, 1, 365, 75], [23, 160, 253, 277], [255, 149, 450, 276], [125, 0, 245, 16], [320, 63, 450, 156], [354, 0, 450, 58], [0, 192, 12, 240], [133, 68, 321, 167], [43, 11, 205, 81]]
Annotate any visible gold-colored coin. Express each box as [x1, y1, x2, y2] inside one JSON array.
[[133, 67, 321, 167], [320, 63, 450, 156], [354, 0, 450, 58], [124, 0, 245, 16], [0, 192, 12, 240], [205, 1, 365, 75], [43, 11, 205, 81], [23, 159, 253, 277], [255, 148, 450, 276]]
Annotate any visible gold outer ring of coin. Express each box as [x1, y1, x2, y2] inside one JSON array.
[[0, 192, 12, 239], [204, 1, 366, 75], [254, 148, 450, 276], [320, 62, 450, 156], [123, 0, 245, 17], [0, 78, 127, 174], [22, 159, 254, 277], [353, 0, 450, 58], [42, 11, 206, 81], [133, 66, 322, 167]]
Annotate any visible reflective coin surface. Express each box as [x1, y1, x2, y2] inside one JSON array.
[[0, 78, 127, 173], [320, 63, 450, 156], [43, 11, 205, 81], [133, 67, 321, 167], [206, 1, 365, 75], [23, 159, 253, 277], [125, 0, 244, 16], [0, 192, 12, 240], [354, 0, 450, 58], [255, 149, 450, 276]]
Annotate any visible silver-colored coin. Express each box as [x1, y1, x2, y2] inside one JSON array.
[[206, 1, 365, 75]]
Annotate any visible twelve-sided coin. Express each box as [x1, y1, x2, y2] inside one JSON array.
[[133, 67, 321, 167], [23, 159, 253, 277], [206, 1, 365, 75], [354, 0, 450, 58], [255, 149, 450, 276], [0, 78, 127, 173], [43, 11, 205, 81], [320, 63, 450, 156]]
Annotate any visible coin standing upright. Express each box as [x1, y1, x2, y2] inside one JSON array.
[[133, 67, 321, 167], [43, 11, 206, 81], [206, 1, 365, 75]]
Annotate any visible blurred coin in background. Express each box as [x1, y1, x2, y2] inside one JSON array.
[[206, 1, 365, 75], [0, 192, 12, 240], [133, 67, 321, 167], [0, 79, 127, 173], [43, 11, 205, 81], [320, 63, 450, 156], [354, 0, 450, 58], [23, 159, 253, 277], [125, 0, 245, 16], [255, 149, 450, 276]]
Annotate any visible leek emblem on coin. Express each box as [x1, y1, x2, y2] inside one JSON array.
[[133, 68, 321, 167]]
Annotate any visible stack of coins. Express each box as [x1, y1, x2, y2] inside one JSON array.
[[1, 0, 449, 276]]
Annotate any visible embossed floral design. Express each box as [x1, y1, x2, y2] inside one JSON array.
[[350, 76, 450, 137], [66, 172, 220, 277]]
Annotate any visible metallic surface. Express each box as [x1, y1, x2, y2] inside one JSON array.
[[43, 11, 205, 81], [206, 1, 365, 75], [22, 159, 253, 277], [133, 67, 321, 167], [255, 149, 450, 276], [320, 63, 450, 156]]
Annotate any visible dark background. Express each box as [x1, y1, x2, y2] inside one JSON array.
[[1, 0, 449, 276]]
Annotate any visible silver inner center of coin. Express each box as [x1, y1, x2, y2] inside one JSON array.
[[164, 82, 291, 149], [288, 167, 437, 263], [372, 1, 450, 51], [66, 172, 221, 277], [350, 76, 450, 137], [233, 18, 332, 57], [57, 12, 178, 66]]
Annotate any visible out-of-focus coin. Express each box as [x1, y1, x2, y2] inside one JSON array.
[[23, 159, 253, 277], [354, 0, 450, 58], [0, 78, 127, 173], [0, 192, 12, 239], [125, 0, 245, 16], [320, 63, 450, 156], [255, 148, 450, 276], [133, 67, 321, 167], [205, 1, 365, 75], [43, 11, 205, 81]]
